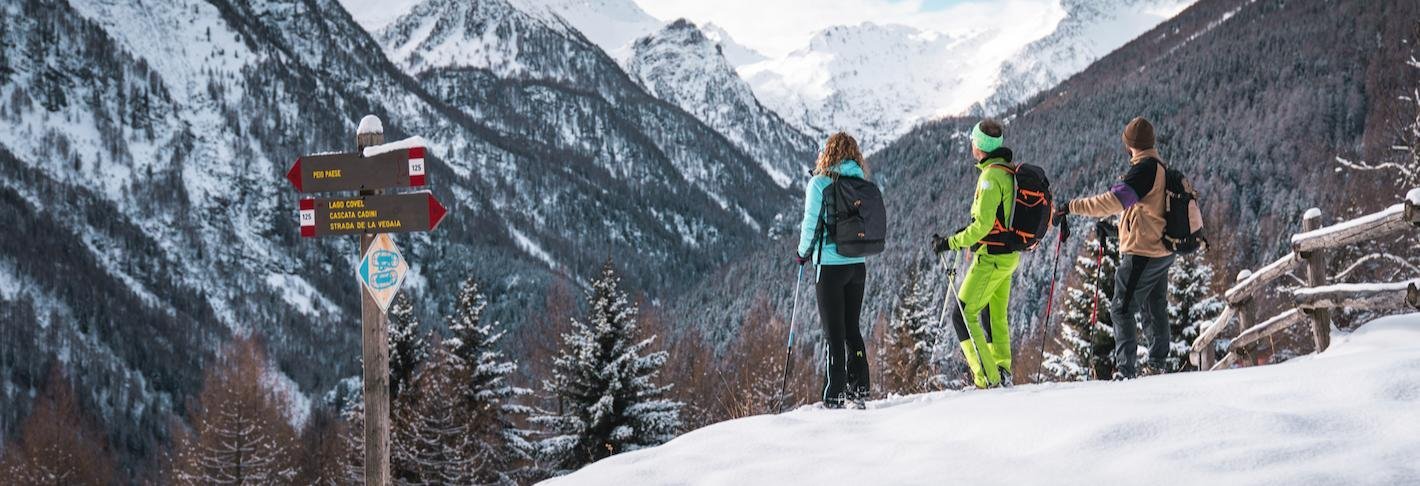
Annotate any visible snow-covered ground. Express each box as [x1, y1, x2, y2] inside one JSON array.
[[548, 314, 1420, 485]]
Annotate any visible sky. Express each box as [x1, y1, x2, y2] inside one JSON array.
[[631, 0, 1062, 58]]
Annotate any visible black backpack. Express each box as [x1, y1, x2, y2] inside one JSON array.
[[812, 174, 887, 261], [1162, 167, 1206, 253], [977, 163, 1054, 254]]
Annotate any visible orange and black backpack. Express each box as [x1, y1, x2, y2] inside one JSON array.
[[976, 163, 1054, 254]]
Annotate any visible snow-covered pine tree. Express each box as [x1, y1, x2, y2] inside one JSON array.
[[393, 343, 475, 484], [532, 261, 684, 476], [166, 338, 299, 485], [1042, 230, 1120, 381], [879, 262, 941, 394], [445, 277, 534, 484], [388, 292, 428, 402], [1167, 252, 1225, 372]]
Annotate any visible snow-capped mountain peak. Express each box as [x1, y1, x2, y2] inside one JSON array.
[[627, 19, 815, 188], [700, 22, 767, 67], [739, 0, 1194, 152], [739, 22, 1002, 152], [984, 0, 1196, 114], [508, 0, 662, 62]]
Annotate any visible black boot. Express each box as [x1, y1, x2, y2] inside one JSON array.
[[845, 349, 870, 403], [823, 354, 846, 408]]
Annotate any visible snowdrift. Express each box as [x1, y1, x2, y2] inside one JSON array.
[[547, 315, 1420, 485]]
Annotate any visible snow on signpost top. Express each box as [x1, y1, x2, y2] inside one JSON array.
[[357, 115, 383, 135], [1304, 207, 1321, 220], [1407, 187, 1420, 205], [363, 136, 429, 158]]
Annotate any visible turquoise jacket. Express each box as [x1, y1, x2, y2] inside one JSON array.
[[797, 160, 870, 266]]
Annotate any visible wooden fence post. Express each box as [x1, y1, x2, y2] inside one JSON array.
[[357, 118, 390, 486], [1236, 297, 1256, 366], [1300, 209, 1332, 352], [1199, 321, 1216, 371]]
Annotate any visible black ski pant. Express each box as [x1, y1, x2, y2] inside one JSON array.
[[816, 263, 869, 402], [1110, 253, 1175, 378]]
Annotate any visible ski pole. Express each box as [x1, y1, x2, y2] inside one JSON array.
[[1034, 230, 1065, 383], [778, 264, 807, 413]]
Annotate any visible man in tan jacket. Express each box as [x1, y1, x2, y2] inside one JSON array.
[[1055, 117, 1175, 379]]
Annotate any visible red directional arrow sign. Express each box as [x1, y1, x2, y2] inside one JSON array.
[[287, 147, 427, 193], [300, 192, 448, 238]]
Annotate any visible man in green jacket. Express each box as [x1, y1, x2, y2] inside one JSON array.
[[931, 119, 1021, 389]]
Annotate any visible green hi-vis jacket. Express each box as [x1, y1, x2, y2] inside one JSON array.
[[948, 155, 1017, 254]]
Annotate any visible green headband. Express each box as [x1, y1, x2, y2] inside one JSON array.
[[971, 122, 1002, 153]]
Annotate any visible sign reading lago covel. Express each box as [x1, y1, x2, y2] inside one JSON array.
[[286, 147, 427, 193], [299, 192, 448, 237]]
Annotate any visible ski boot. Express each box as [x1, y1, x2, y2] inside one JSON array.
[[997, 369, 1014, 389]]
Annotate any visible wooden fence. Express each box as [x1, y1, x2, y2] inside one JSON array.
[[1190, 190, 1420, 370]]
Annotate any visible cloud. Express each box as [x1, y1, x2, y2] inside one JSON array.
[[633, 0, 1062, 58]]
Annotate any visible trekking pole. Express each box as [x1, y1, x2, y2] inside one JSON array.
[[778, 264, 807, 413], [1087, 235, 1105, 380], [1033, 228, 1066, 383], [939, 250, 991, 388]]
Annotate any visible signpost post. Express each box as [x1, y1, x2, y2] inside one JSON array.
[[287, 115, 447, 486]]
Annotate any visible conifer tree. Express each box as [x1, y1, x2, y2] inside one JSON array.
[[338, 401, 366, 484], [879, 263, 942, 394], [393, 344, 476, 484], [0, 366, 116, 485], [388, 292, 427, 402], [532, 261, 684, 476], [726, 296, 790, 417], [1167, 252, 1225, 372], [293, 407, 349, 486], [1043, 231, 1120, 381], [445, 277, 534, 483], [0, 20, 12, 85], [167, 338, 299, 485]]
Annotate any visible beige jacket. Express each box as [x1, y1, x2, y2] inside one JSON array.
[[1068, 149, 1171, 258]]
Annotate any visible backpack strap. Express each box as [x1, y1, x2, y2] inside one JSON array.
[[987, 163, 1019, 231], [810, 175, 837, 266]]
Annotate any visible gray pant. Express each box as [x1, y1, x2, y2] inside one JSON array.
[[1111, 253, 1175, 377]]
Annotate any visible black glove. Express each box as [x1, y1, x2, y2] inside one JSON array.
[[795, 252, 810, 266], [1058, 215, 1072, 241], [1053, 203, 1070, 226], [1095, 220, 1117, 242], [931, 233, 952, 255]]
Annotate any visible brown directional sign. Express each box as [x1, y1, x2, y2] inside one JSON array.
[[286, 147, 427, 193], [299, 192, 448, 237]]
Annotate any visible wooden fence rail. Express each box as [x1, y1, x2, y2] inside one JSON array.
[[1190, 189, 1420, 371]]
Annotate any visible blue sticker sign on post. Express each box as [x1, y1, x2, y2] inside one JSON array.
[[357, 233, 408, 314]]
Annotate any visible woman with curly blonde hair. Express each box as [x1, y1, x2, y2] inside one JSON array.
[[795, 132, 873, 408]]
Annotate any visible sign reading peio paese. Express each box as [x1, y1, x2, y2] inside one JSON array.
[[286, 147, 427, 193]]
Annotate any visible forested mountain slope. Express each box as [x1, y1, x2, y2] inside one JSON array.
[[0, 0, 791, 470]]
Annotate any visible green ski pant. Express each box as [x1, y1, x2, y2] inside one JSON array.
[[951, 252, 1020, 388]]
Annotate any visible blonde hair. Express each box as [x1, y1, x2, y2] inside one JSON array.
[[815, 132, 868, 177]]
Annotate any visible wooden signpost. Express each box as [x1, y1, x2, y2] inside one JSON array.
[[286, 147, 427, 193], [288, 115, 447, 486], [299, 193, 448, 237]]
